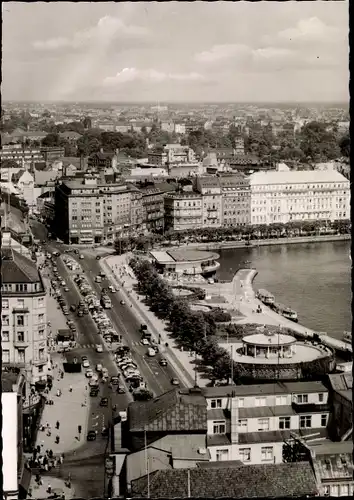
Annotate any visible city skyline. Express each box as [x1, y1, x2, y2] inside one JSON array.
[[3, 1, 349, 103]]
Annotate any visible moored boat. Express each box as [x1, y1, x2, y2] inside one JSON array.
[[343, 331, 352, 344], [272, 302, 298, 322], [257, 289, 275, 306]]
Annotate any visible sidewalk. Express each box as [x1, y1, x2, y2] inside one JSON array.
[[36, 352, 89, 454], [104, 254, 203, 387], [29, 475, 75, 499]]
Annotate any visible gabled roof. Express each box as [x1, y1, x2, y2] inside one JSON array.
[[89, 151, 115, 161], [58, 131, 82, 139], [128, 388, 207, 432], [1, 247, 41, 284], [131, 462, 318, 498]]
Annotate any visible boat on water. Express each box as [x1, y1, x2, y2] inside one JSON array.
[[257, 289, 275, 306], [343, 331, 352, 344], [271, 302, 298, 322]]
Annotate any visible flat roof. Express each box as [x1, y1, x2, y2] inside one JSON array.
[[249, 170, 348, 185], [150, 251, 175, 264], [243, 333, 296, 347], [168, 249, 219, 262]]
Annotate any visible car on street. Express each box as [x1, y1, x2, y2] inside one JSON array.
[[85, 369, 93, 378], [147, 348, 156, 357], [70, 304, 76, 312], [79, 254, 84, 259], [90, 388, 99, 397], [64, 286, 70, 292], [82, 359, 90, 368], [110, 376, 120, 385], [117, 387, 126, 394], [96, 344, 103, 353], [100, 397, 108, 407], [89, 379, 99, 387], [120, 300, 126, 305], [87, 430, 97, 441], [78, 310, 84, 317], [96, 255, 101, 260], [141, 338, 149, 345], [96, 364, 103, 372], [171, 378, 180, 386], [108, 285, 116, 293], [61, 280, 66, 286], [159, 358, 168, 366], [62, 308, 69, 315], [102, 368, 109, 378], [81, 355, 88, 362]]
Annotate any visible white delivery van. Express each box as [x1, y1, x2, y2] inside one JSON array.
[[147, 347, 156, 357]]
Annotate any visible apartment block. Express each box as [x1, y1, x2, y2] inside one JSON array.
[[88, 150, 118, 171], [54, 176, 143, 244], [148, 144, 196, 166], [249, 170, 350, 225], [195, 177, 222, 228], [202, 381, 330, 465], [1, 232, 48, 384], [164, 192, 203, 232], [0, 144, 43, 166], [219, 174, 251, 226]]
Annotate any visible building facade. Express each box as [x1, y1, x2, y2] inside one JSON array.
[[54, 176, 143, 244], [164, 192, 203, 232], [40, 146, 65, 162], [249, 170, 350, 225], [1, 232, 48, 384], [195, 177, 222, 228], [203, 381, 330, 465], [88, 151, 118, 171], [0, 144, 43, 166], [219, 174, 251, 226], [148, 144, 196, 166]]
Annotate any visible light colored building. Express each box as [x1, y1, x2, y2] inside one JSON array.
[[148, 144, 196, 165], [249, 170, 350, 225], [2, 392, 19, 500], [195, 177, 222, 228], [0, 144, 43, 167], [1, 232, 48, 384], [219, 174, 251, 227], [203, 381, 330, 464], [15, 170, 36, 211], [164, 192, 203, 232], [54, 176, 143, 244], [174, 123, 186, 135]]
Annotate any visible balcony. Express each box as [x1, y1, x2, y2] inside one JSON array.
[[291, 402, 330, 414], [12, 307, 30, 314]]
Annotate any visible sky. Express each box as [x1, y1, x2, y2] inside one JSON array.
[[2, 1, 349, 103]]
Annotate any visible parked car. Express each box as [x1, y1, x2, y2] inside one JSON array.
[[82, 359, 90, 368], [159, 358, 168, 366], [81, 355, 88, 362], [96, 364, 103, 372], [79, 254, 84, 259], [90, 388, 99, 397], [111, 376, 120, 385], [117, 387, 126, 394], [141, 338, 149, 346], [100, 397, 108, 407], [87, 430, 97, 441], [96, 344, 103, 353], [70, 304, 77, 312], [171, 378, 179, 386], [102, 368, 109, 378], [85, 369, 93, 378], [120, 300, 126, 305]]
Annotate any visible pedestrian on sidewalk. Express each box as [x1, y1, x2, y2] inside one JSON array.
[[69, 385, 73, 392], [47, 484, 52, 494], [55, 421, 60, 429], [59, 455, 63, 464], [55, 435, 60, 444]]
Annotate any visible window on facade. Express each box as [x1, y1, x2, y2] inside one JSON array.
[[275, 395, 287, 406], [237, 419, 248, 429], [239, 448, 251, 462], [255, 397, 266, 407], [261, 446, 273, 461], [216, 449, 229, 461], [258, 418, 270, 431], [39, 348, 45, 361], [211, 399, 222, 409], [17, 331, 25, 342], [3, 350, 10, 362], [16, 284, 28, 292], [2, 331, 10, 342], [17, 315, 24, 326], [2, 299, 9, 309], [279, 417, 291, 429], [38, 298, 44, 307], [340, 484, 349, 496], [318, 393, 324, 402], [17, 349, 25, 363], [2, 315, 9, 325], [296, 394, 309, 404], [39, 329, 45, 339], [213, 420, 226, 434], [38, 314, 45, 324], [299, 415, 312, 428], [321, 414, 328, 427]]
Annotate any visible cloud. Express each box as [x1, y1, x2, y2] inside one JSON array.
[[33, 15, 149, 51], [195, 44, 250, 63], [103, 68, 206, 86]]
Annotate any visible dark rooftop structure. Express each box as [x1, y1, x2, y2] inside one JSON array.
[[1, 247, 42, 284], [128, 388, 207, 433], [328, 372, 352, 402], [131, 462, 318, 498]]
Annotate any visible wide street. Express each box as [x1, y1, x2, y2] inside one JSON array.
[[30, 220, 185, 497]]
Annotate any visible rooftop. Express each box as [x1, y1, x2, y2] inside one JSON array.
[[128, 388, 207, 433], [249, 169, 349, 185], [1, 247, 42, 284], [131, 462, 318, 498], [243, 332, 296, 347], [167, 249, 219, 263], [328, 372, 352, 402]]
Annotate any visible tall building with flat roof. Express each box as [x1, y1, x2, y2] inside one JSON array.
[[249, 170, 350, 225]]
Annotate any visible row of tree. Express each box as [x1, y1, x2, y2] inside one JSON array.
[[130, 258, 247, 383], [115, 219, 351, 253]]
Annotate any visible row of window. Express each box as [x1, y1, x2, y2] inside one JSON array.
[[2, 347, 46, 363], [2, 313, 44, 326], [2, 329, 45, 342], [216, 446, 273, 462], [210, 393, 324, 408], [212, 414, 327, 434]]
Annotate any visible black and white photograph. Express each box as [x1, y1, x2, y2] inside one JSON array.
[[1, 1, 351, 500]]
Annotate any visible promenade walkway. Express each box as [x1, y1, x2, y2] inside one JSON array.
[[29, 475, 75, 499]]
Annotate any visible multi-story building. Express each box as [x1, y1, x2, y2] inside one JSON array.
[[203, 381, 330, 464], [138, 185, 165, 232], [0, 144, 43, 166], [219, 173, 251, 226], [40, 146, 65, 162], [54, 176, 143, 244], [1, 232, 48, 384], [249, 170, 350, 225], [148, 144, 196, 166], [195, 177, 222, 228], [88, 150, 118, 171], [164, 192, 203, 232]]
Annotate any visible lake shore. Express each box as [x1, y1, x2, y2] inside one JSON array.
[[166, 233, 350, 251]]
